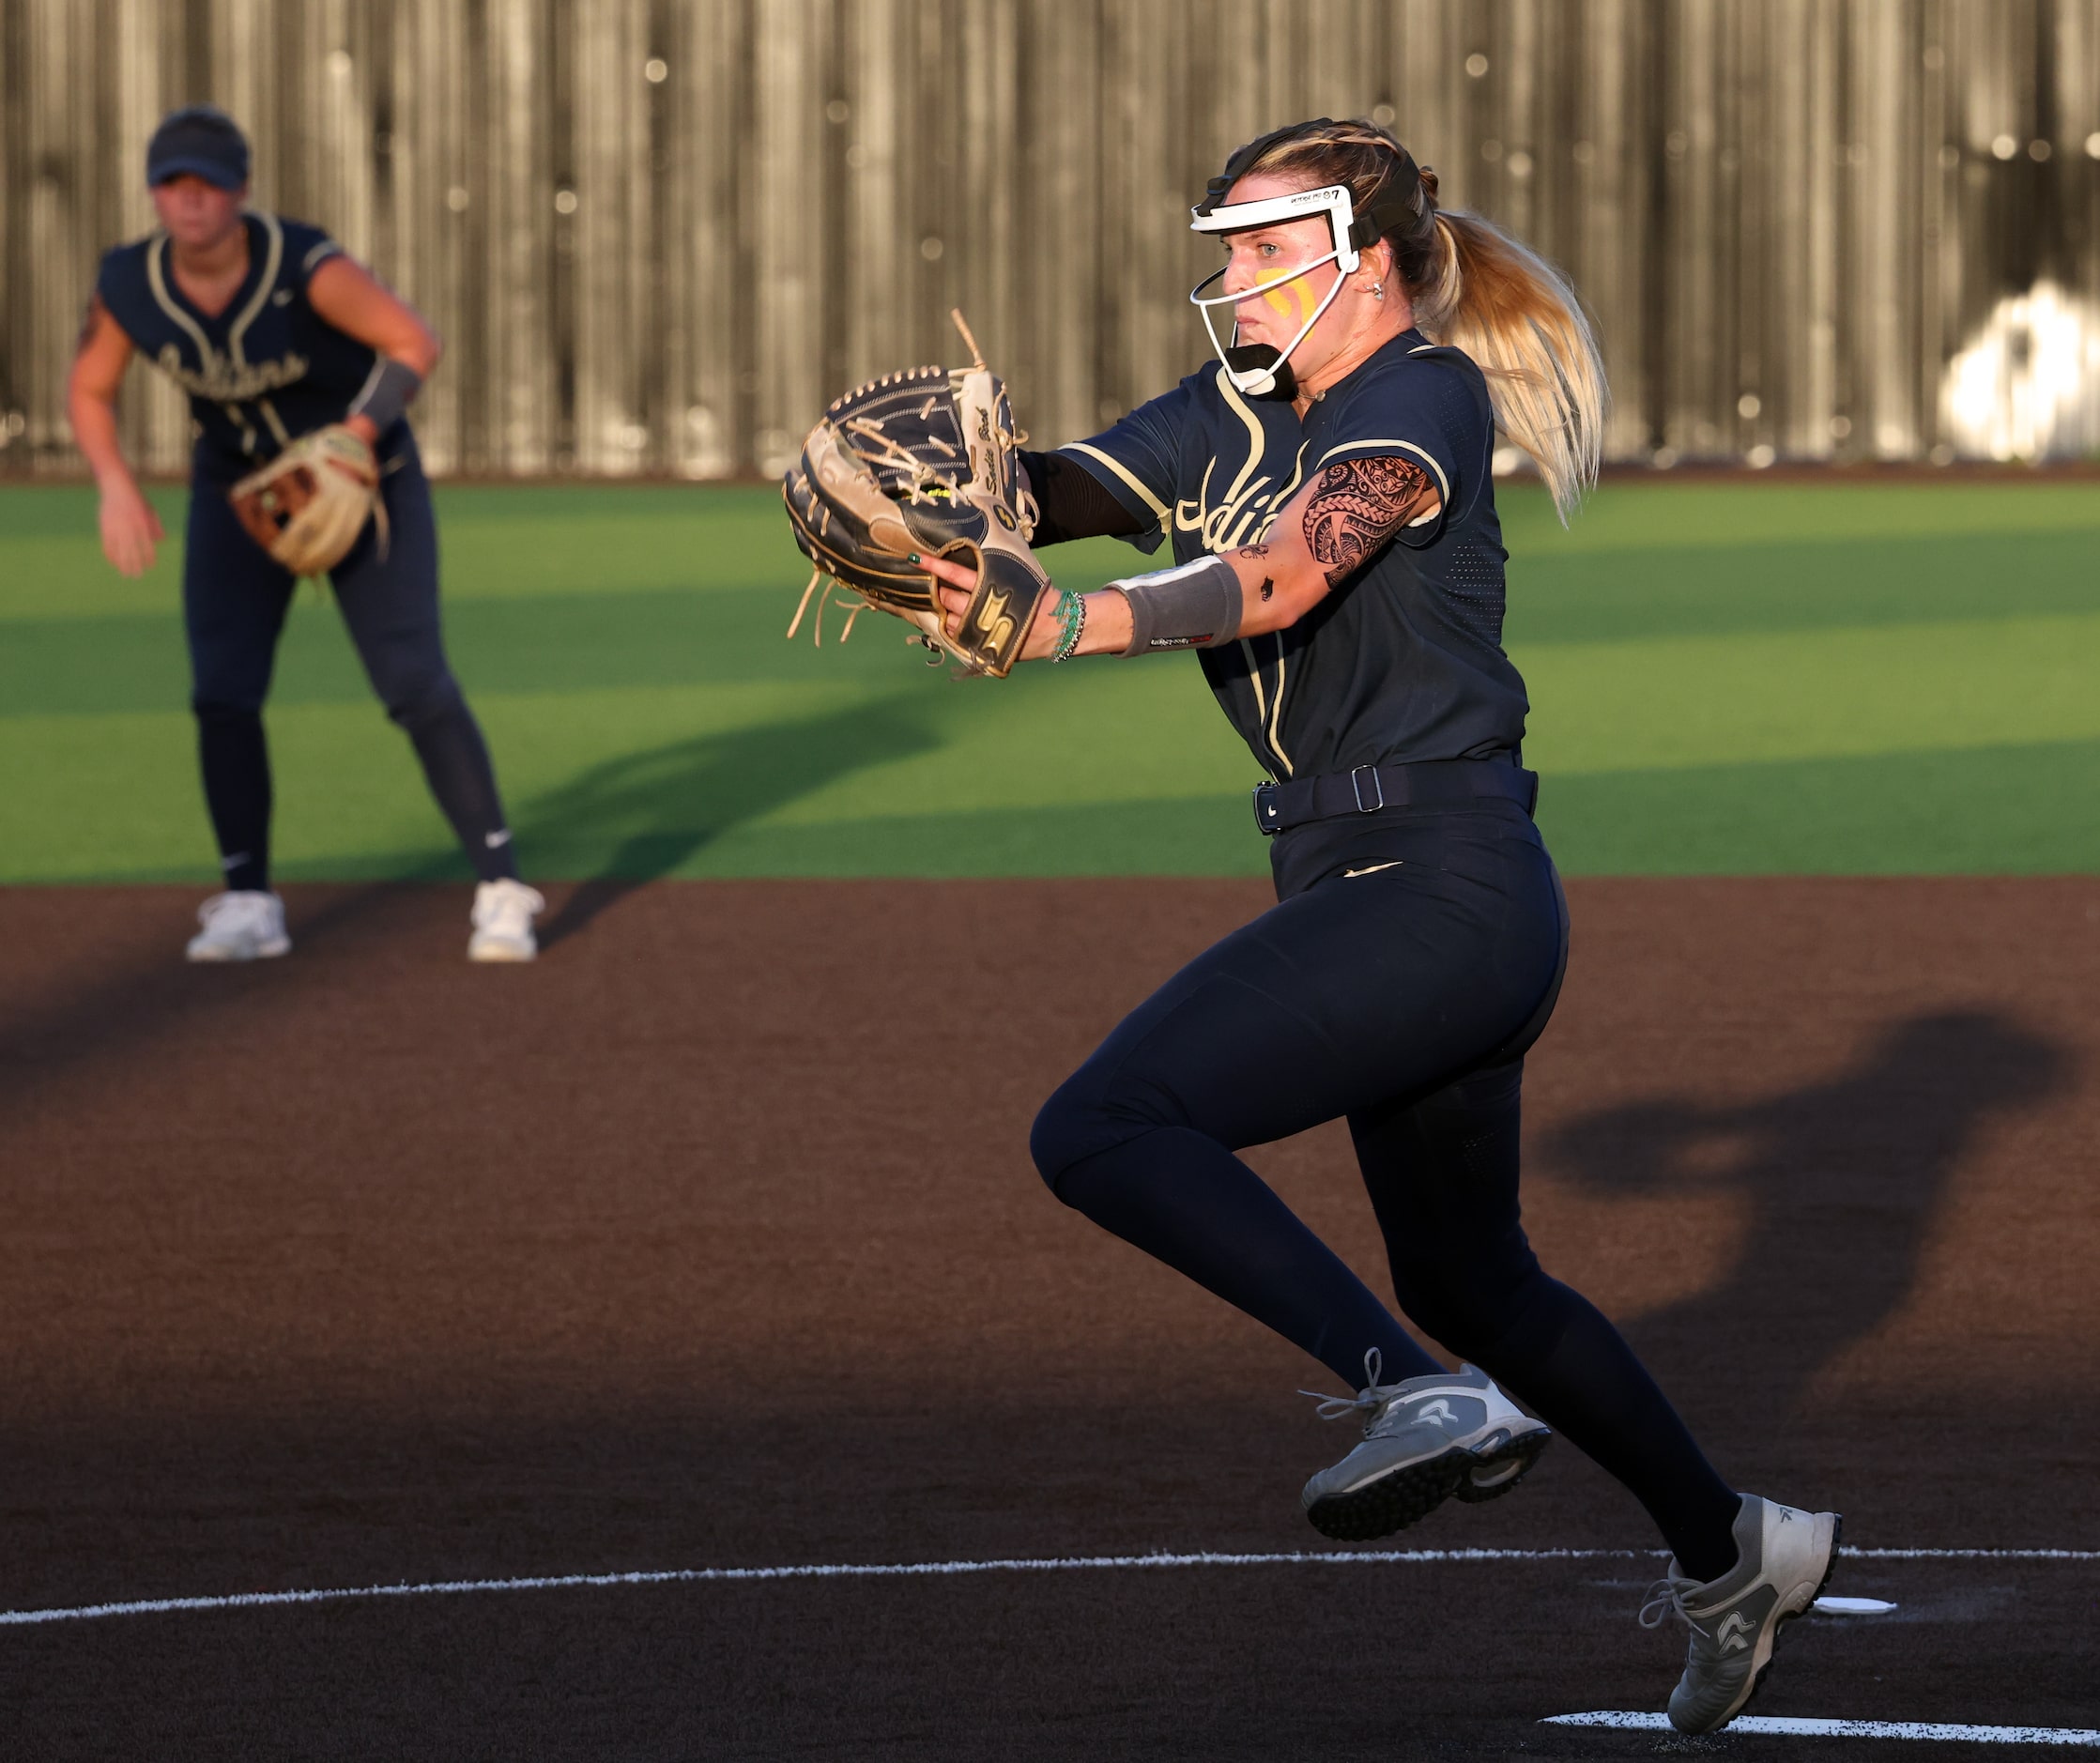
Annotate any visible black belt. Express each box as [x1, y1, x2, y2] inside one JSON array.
[[1253, 758, 1538, 836]]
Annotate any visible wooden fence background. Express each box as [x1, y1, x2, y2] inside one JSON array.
[[3, 0, 2097, 479]]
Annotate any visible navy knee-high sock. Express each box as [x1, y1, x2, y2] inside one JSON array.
[[1050, 1127, 1441, 1390], [397, 690, 516, 882], [195, 704, 270, 892], [1457, 1280, 1743, 1582], [1364, 1067, 1742, 1582]]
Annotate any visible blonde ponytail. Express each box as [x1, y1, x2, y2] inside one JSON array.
[[1224, 116, 1608, 522], [1414, 210, 1605, 523]]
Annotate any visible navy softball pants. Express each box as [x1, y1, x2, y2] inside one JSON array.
[[1030, 802, 1743, 1579], [184, 437, 514, 891]]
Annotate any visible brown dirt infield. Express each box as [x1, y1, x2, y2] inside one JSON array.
[[0, 877, 2094, 1759]]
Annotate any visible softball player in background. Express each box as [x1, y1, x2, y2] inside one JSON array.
[[67, 105, 543, 962], [923, 118, 1840, 1735]]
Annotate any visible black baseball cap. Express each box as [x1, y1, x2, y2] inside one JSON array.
[[146, 105, 251, 191]]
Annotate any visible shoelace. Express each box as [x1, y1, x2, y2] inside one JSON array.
[[1638, 1575, 1700, 1631], [1299, 1347, 1405, 1421]]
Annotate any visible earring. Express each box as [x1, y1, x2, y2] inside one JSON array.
[[1369, 280, 1386, 299]]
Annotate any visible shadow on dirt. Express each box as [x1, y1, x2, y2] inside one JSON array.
[[0, 695, 938, 1098], [1538, 1008, 2071, 1418], [523, 695, 938, 949]]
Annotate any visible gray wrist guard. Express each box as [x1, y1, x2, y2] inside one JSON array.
[[1114, 553, 1244, 655], [345, 357, 424, 435]]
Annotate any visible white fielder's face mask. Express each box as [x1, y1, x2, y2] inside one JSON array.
[[1188, 183, 1362, 399]]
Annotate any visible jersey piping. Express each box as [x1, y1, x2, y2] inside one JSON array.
[[145, 231, 253, 451], [1265, 638, 1295, 774], [1213, 369, 1269, 518], [144, 213, 289, 456], [143, 234, 217, 370], [225, 212, 283, 365], [231, 218, 290, 448], [1062, 442, 1170, 534], [1180, 368, 1311, 554], [1240, 637, 1272, 769]]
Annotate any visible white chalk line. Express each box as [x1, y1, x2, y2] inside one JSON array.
[[1, 1543, 2091, 1632], [1845, 1547, 2100, 1560], [1546, 1712, 2100, 1746]]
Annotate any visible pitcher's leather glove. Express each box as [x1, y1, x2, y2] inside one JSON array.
[[782, 314, 1050, 677]]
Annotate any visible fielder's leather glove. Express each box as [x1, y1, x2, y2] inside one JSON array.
[[782, 313, 1051, 678], [228, 423, 381, 577]]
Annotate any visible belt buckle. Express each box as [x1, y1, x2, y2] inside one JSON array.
[[1252, 781, 1281, 836], [1350, 764, 1385, 813]]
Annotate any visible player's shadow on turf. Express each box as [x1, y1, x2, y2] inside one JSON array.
[[523, 697, 941, 950], [1538, 1009, 2068, 1424]]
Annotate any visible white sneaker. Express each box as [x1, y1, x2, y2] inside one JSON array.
[[1641, 1494, 1843, 1734], [185, 890, 291, 962], [468, 879, 544, 962]]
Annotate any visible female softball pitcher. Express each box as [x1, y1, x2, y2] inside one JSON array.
[[920, 118, 1840, 1735], [67, 105, 543, 962]]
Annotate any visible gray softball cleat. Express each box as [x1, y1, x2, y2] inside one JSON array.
[[1300, 1354, 1553, 1541], [1640, 1494, 1843, 1735]]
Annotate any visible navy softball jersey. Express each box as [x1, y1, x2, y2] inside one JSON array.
[[1030, 337, 1746, 1582], [98, 212, 388, 484], [96, 211, 515, 890], [1062, 329, 1526, 780]]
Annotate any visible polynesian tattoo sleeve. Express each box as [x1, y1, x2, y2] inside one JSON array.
[[1300, 456, 1435, 586]]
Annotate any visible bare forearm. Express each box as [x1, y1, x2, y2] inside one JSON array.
[[1222, 538, 1325, 637], [67, 385, 135, 494], [1068, 588, 1136, 655], [70, 357, 164, 575]]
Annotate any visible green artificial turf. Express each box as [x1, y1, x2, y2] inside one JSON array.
[[3, 477, 2097, 882]]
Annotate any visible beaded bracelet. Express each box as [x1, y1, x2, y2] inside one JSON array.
[[1050, 588, 1088, 663], [1050, 588, 1083, 659]]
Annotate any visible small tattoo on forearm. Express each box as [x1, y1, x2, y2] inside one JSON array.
[[1302, 456, 1432, 586], [1234, 542, 1275, 602]]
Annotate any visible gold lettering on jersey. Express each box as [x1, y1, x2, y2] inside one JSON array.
[[1173, 366, 1310, 555], [152, 344, 310, 403], [1175, 458, 1303, 553]]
